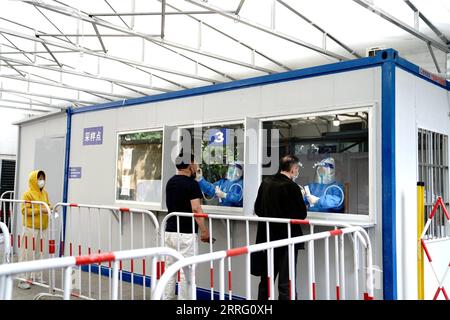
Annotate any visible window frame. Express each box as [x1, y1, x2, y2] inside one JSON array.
[[258, 105, 376, 225], [417, 128, 449, 239], [114, 127, 164, 208], [177, 120, 245, 215]]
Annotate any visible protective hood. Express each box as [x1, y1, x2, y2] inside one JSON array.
[[22, 170, 50, 230], [28, 170, 45, 192], [226, 161, 243, 181], [314, 157, 336, 184]]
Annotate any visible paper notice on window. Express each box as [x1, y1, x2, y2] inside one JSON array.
[[120, 175, 131, 196], [123, 148, 133, 170]]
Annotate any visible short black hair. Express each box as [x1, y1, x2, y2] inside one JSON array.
[[37, 171, 46, 179], [279, 155, 300, 172], [175, 153, 196, 170]]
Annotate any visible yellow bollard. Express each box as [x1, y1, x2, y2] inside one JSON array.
[[417, 182, 425, 300]]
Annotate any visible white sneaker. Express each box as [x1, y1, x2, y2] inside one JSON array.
[[18, 281, 31, 290]]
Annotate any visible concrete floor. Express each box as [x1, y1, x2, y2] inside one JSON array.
[[11, 271, 152, 300], [1, 248, 153, 300]]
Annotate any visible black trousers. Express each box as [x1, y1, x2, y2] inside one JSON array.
[[257, 248, 299, 300]]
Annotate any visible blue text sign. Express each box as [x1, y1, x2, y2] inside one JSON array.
[[208, 128, 229, 146], [83, 126, 103, 145], [69, 167, 82, 179]]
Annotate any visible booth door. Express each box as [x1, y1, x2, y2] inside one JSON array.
[[34, 136, 65, 205]]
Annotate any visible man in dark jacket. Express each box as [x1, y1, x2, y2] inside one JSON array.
[[251, 155, 307, 300]]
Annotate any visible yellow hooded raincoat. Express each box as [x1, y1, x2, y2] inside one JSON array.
[[21, 170, 50, 229]]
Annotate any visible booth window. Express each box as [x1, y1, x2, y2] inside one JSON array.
[[116, 130, 163, 203], [262, 112, 369, 215], [418, 129, 449, 239], [180, 123, 244, 207]]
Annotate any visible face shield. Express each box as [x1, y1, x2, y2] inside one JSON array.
[[226, 163, 243, 181], [314, 158, 335, 184]]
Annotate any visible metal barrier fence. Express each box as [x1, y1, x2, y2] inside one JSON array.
[[0, 191, 14, 256], [153, 226, 374, 300], [50, 202, 160, 300], [420, 196, 450, 300], [0, 198, 55, 288], [0, 222, 11, 264], [160, 212, 373, 300], [0, 247, 184, 300]]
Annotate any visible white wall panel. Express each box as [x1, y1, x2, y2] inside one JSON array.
[[203, 86, 261, 121], [155, 96, 203, 125], [396, 68, 450, 299], [116, 104, 158, 130]]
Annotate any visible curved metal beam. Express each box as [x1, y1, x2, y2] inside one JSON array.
[[353, 0, 449, 53], [1, 24, 220, 84], [276, 0, 361, 58], [403, 0, 449, 45], [160, 0, 290, 71], [0, 54, 171, 93], [0, 73, 133, 100], [185, 0, 348, 61], [0, 87, 90, 105], [21, 1, 278, 75]]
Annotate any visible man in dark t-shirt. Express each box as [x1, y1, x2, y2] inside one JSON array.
[[166, 175, 203, 233], [163, 153, 209, 300]]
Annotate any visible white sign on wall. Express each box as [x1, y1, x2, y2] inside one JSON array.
[[123, 148, 133, 170], [120, 175, 131, 196]]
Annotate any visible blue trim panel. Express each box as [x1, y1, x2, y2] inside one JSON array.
[[80, 265, 245, 300], [70, 49, 449, 116], [60, 109, 72, 257], [80, 264, 152, 288], [72, 54, 386, 115], [396, 56, 449, 91], [381, 50, 397, 300], [196, 287, 245, 301]]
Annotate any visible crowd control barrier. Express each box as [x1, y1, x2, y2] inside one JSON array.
[[0, 222, 11, 264], [49, 202, 160, 300], [153, 226, 374, 300], [0, 198, 55, 288], [420, 196, 450, 300], [160, 212, 373, 300], [0, 192, 15, 256], [0, 247, 184, 300]]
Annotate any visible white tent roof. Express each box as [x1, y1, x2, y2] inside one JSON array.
[[0, 0, 449, 115]]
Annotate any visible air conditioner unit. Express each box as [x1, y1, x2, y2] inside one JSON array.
[[366, 46, 386, 57]]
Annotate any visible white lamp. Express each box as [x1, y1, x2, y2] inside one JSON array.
[[332, 115, 340, 127]]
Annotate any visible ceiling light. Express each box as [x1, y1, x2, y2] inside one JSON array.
[[332, 115, 340, 127]]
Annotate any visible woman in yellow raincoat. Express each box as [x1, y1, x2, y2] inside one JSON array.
[[18, 170, 51, 289]]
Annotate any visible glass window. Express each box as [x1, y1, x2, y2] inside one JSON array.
[[262, 112, 369, 215], [179, 123, 244, 207], [116, 130, 163, 203], [418, 129, 449, 239]]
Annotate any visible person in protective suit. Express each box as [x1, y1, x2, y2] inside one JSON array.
[[18, 170, 51, 289], [195, 161, 243, 207], [304, 157, 345, 213]]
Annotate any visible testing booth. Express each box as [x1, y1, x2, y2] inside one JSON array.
[[14, 49, 450, 300]]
